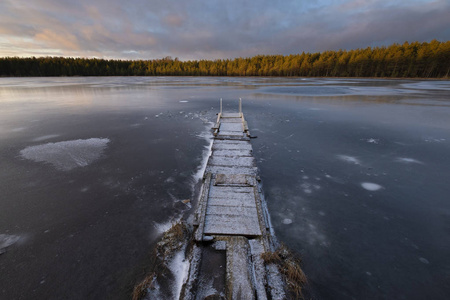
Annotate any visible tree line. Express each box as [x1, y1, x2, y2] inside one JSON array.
[[1, 40, 449, 78]]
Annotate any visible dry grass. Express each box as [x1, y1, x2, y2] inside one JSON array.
[[260, 250, 281, 264], [156, 221, 189, 259], [283, 258, 307, 299], [132, 221, 191, 300], [132, 272, 155, 300], [166, 221, 187, 241], [261, 244, 307, 299]]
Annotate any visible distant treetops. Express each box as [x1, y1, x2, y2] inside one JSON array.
[[1, 40, 449, 78]]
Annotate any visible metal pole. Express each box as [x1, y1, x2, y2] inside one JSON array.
[[220, 98, 222, 114], [239, 98, 242, 114]]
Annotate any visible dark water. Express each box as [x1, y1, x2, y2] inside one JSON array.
[[1, 77, 449, 299]]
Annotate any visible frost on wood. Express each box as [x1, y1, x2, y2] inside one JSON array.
[[138, 105, 306, 300]]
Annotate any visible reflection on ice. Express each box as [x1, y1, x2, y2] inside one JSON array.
[[20, 138, 109, 171]]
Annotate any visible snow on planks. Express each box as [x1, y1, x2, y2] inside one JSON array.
[[203, 110, 262, 237], [185, 101, 286, 300]]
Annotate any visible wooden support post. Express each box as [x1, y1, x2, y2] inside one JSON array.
[[194, 173, 212, 241], [239, 98, 242, 117]]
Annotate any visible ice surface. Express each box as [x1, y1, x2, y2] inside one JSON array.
[[361, 182, 383, 191], [20, 138, 109, 171]]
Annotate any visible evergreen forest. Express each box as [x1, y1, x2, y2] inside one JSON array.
[[1, 40, 449, 78]]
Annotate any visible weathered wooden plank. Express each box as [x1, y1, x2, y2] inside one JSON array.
[[248, 239, 268, 300], [213, 136, 250, 141], [213, 139, 251, 145], [221, 113, 241, 118], [243, 121, 249, 132], [209, 185, 254, 196], [204, 214, 261, 236], [208, 196, 256, 208], [206, 205, 258, 217], [226, 237, 255, 300], [220, 123, 243, 132], [205, 165, 258, 175], [212, 142, 252, 151], [218, 119, 242, 123], [216, 131, 244, 137], [208, 156, 255, 168], [212, 149, 252, 157], [194, 173, 212, 241], [215, 174, 252, 186]]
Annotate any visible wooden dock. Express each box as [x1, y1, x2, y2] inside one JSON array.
[[181, 99, 286, 300]]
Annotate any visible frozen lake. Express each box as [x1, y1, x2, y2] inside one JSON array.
[[1, 77, 449, 299]]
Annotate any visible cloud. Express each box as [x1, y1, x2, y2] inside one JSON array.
[[35, 29, 81, 51], [164, 14, 186, 28], [0, 0, 449, 59]]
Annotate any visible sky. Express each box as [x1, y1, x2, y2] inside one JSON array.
[[0, 0, 449, 60]]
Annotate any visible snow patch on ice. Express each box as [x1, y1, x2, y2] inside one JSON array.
[[424, 138, 446, 143], [169, 248, 190, 299], [395, 157, 423, 164], [307, 223, 329, 247], [195, 277, 221, 299], [153, 221, 175, 234], [366, 138, 379, 144], [282, 218, 293, 225], [361, 182, 383, 191], [179, 100, 189, 103], [32, 134, 60, 142], [337, 155, 361, 165], [0, 234, 21, 253], [20, 138, 109, 171], [193, 124, 214, 182], [419, 257, 430, 264], [11, 127, 26, 132], [145, 278, 162, 299]]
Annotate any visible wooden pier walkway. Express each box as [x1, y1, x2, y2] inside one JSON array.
[[181, 99, 286, 300]]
